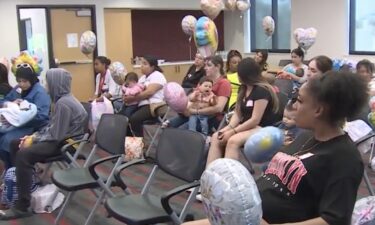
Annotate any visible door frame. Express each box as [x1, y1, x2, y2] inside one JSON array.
[[16, 5, 98, 68]]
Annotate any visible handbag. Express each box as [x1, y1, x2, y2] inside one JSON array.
[[124, 124, 144, 161]]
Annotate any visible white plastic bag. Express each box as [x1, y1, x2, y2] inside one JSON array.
[[91, 97, 114, 130], [31, 184, 65, 213]]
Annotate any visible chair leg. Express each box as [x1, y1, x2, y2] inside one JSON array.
[[364, 169, 375, 196], [84, 190, 106, 225], [54, 191, 75, 225]]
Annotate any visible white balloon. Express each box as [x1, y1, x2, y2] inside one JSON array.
[[181, 15, 197, 36], [236, 0, 251, 11], [109, 62, 127, 85], [201, 158, 262, 225], [224, 0, 237, 11], [200, 0, 224, 20], [80, 31, 97, 55], [262, 16, 275, 37], [293, 27, 317, 51]]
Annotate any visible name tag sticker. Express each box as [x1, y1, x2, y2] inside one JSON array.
[[299, 153, 314, 160], [246, 100, 253, 107]]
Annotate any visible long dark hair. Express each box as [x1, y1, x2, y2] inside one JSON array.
[[291, 47, 305, 61], [310, 55, 333, 73], [143, 55, 163, 73], [257, 50, 269, 71], [206, 55, 225, 76], [226, 50, 242, 73], [0, 63, 9, 85], [236, 58, 279, 115], [95, 56, 111, 70]]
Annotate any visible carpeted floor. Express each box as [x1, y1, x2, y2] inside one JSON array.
[[0, 140, 374, 225]]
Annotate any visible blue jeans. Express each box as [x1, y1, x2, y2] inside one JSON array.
[[188, 115, 209, 135], [169, 114, 189, 129], [119, 104, 138, 118]]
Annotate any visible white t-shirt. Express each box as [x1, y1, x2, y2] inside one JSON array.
[[138, 70, 166, 106], [95, 69, 121, 97]]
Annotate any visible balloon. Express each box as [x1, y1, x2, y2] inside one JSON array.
[[201, 158, 262, 225], [369, 96, 375, 111], [200, 0, 223, 20], [181, 15, 197, 36], [262, 16, 275, 37], [332, 58, 357, 72], [164, 82, 188, 113], [351, 196, 375, 225], [109, 62, 127, 85], [236, 0, 251, 11], [293, 28, 317, 51], [0, 57, 9, 70], [224, 0, 237, 11], [194, 16, 219, 58], [11, 51, 43, 76], [80, 31, 97, 55], [244, 126, 284, 163]]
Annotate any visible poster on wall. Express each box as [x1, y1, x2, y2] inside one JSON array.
[[66, 33, 78, 48]]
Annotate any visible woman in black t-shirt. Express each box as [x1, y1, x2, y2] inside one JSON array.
[[206, 57, 279, 165], [183, 71, 368, 225], [181, 53, 206, 92]]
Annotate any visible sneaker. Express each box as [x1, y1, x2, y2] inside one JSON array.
[[196, 194, 202, 202], [161, 120, 170, 128], [0, 207, 33, 220]]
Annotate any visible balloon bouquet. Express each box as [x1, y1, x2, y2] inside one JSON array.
[[80, 30, 97, 56]]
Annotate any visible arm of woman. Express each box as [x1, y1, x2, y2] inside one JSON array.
[[219, 110, 241, 133], [233, 99, 268, 133]]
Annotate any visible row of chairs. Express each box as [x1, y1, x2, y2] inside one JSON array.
[[46, 114, 207, 225]]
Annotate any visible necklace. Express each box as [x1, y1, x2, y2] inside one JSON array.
[[292, 137, 322, 157]]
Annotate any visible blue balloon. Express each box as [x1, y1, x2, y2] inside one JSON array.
[[244, 126, 284, 163]]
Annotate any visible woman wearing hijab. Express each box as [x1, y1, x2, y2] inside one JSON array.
[[0, 65, 50, 170]]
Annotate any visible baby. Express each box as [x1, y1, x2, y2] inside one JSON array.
[[0, 100, 37, 133], [278, 103, 300, 146], [120, 72, 144, 117], [188, 77, 217, 136]]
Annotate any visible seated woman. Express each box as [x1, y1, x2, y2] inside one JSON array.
[[183, 71, 367, 225], [254, 49, 269, 72], [206, 57, 279, 164], [124, 56, 167, 136], [167, 55, 231, 132], [0, 65, 50, 170], [92, 56, 121, 101], [306, 55, 333, 80], [279, 47, 308, 89], [356, 59, 375, 96], [0, 68, 88, 220], [226, 50, 242, 109], [181, 52, 206, 94]]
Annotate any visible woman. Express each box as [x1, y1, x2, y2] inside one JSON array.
[[281, 48, 308, 87], [0, 65, 50, 169], [168, 56, 231, 131], [254, 50, 269, 72], [181, 53, 206, 93], [93, 56, 120, 100], [206, 57, 279, 164], [356, 59, 375, 96], [226, 50, 242, 109], [184, 71, 366, 225], [0, 63, 12, 100], [0, 68, 88, 220], [124, 56, 167, 136], [306, 55, 333, 80]]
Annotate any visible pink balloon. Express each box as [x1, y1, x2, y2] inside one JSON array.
[[164, 82, 188, 113]]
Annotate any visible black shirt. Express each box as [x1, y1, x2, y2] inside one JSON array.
[[257, 131, 364, 225], [240, 85, 278, 126], [181, 65, 205, 89]]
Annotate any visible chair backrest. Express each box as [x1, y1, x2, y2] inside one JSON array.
[[95, 114, 128, 155], [156, 128, 207, 182], [275, 92, 289, 122], [274, 78, 293, 97]]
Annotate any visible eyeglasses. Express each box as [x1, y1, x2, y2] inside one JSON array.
[[16, 63, 34, 73]]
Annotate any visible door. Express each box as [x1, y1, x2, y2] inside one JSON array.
[[50, 8, 95, 101]]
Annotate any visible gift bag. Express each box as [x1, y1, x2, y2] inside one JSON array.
[[91, 97, 114, 130], [124, 124, 145, 161]]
